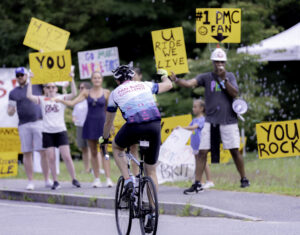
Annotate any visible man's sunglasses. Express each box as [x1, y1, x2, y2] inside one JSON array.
[[16, 73, 25, 78]]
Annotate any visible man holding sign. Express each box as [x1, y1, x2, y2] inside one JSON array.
[[170, 48, 250, 191], [7, 67, 51, 190]]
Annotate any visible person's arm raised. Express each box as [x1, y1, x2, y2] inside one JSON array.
[[170, 72, 198, 88], [55, 89, 87, 107], [26, 80, 39, 104], [64, 74, 77, 100], [157, 75, 173, 94]]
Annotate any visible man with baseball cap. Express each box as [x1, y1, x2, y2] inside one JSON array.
[[170, 48, 250, 194], [7, 67, 51, 190]]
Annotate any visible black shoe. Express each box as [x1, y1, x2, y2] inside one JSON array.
[[240, 177, 250, 188], [72, 179, 81, 188], [51, 181, 61, 190], [121, 181, 134, 201], [144, 213, 155, 233], [183, 182, 203, 195]]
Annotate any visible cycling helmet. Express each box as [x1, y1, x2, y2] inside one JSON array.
[[112, 65, 135, 83]]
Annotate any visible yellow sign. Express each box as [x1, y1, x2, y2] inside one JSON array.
[[29, 50, 72, 84], [152, 27, 189, 75], [196, 8, 241, 43], [0, 128, 21, 153], [256, 120, 300, 159], [161, 114, 192, 143], [0, 152, 18, 177], [23, 17, 70, 52], [207, 138, 247, 164]]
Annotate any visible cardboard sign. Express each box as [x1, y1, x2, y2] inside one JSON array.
[[0, 152, 18, 178], [196, 8, 241, 43], [152, 27, 189, 75], [78, 47, 120, 79], [0, 128, 21, 153], [256, 120, 300, 159], [29, 50, 72, 84], [23, 17, 70, 52]]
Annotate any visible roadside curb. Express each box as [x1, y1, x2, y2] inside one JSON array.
[[0, 189, 261, 221]]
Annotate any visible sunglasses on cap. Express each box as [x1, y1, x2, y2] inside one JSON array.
[[16, 73, 25, 78]]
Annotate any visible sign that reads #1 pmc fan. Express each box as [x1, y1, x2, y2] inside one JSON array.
[[256, 120, 300, 159], [196, 8, 241, 43], [152, 27, 189, 75]]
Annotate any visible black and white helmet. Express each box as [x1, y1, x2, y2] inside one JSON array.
[[112, 65, 135, 83]]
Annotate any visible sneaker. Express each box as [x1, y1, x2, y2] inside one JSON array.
[[51, 181, 61, 190], [203, 181, 215, 189], [106, 178, 113, 188], [121, 181, 134, 202], [240, 177, 250, 188], [144, 213, 155, 233], [72, 179, 81, 188], [26, 182, 35, 191], [92, 178, 102, 188], [45, 179, 53, 188], [183, 182, 203, 195]]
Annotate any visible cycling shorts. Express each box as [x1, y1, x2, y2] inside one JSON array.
[[114, 120, 161, 165]]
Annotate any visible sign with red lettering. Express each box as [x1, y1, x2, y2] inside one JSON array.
[[256, 120, 300, 159]]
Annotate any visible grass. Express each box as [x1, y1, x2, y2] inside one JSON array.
[[13, 153, 300, 197]]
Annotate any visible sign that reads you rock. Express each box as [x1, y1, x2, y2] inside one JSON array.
[[196, 8, 241, 43], [78, 47, 120, 79], [256, 120, 300, 159], [151, 27, 189, 75], [23, 17, 70, 52], [29, 50, 72, 84]]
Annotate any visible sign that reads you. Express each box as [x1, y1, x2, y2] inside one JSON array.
[[256, 120, 300, 159], [78, 47, 120, 79], [152, 27, 189, 75], [23, 17, 70, 52], [29, 50, 72, 84], [196, 8, 241, 43]]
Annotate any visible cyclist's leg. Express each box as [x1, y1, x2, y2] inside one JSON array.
[[130, 143, 140, 176], [144, 164, 158, 191], [112, 141, 130, 180]]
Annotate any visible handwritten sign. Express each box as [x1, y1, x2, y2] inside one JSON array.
[[78, 47, 120, 79], [151, 27, 189, 75], [256, 120, 300, 159], [29, 50, 72, 84], [0, 152, 18, 177], [0, 128, 21, 153], [196, 8, 241, 43], [23, 17, 70, 52]]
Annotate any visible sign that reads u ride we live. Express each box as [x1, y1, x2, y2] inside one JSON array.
[[256, 120, 300, 159], [196, 8, 241, 43], [151, 27, 189, 75]]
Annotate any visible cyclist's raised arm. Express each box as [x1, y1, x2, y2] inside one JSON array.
[[157, 75, 173, 94], [170, 72, 198, 88]]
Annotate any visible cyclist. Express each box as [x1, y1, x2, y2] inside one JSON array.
[[102, 65, 172, 196]]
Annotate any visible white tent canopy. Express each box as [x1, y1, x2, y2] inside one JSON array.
[[237, 22, 300, 61]]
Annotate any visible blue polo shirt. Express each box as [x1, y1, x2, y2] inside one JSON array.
[[9, 84, 43, 125]]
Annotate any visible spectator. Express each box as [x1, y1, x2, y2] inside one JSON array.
[[7, 67, 51, 191], [55, 71, 113, 188], [170, 47, 250, 190], [26, 74, 81, 190]]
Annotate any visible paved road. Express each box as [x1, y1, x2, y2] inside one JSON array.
[[1, 200, 300, 235]]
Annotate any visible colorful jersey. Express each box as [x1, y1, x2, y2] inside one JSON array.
[[107, 80, 160, 123], [190, 116, 205, 151]]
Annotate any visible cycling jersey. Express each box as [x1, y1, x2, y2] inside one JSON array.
[[107, 80, 161, 123]]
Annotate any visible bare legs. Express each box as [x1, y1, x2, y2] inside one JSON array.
[[23, 152, 33, 181], [81, 146, 91, 173], [88, 140, 100, 179]]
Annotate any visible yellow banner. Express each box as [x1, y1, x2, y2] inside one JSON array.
[[0, 128, 21, 153], [29, 50, 72, 84], [207, 137, 247, 164], [0, 152, 18, 178], [256, 120, 300, 159], [196, 8, 241, 43], [23, 17, 70, 52], [152, 27, 189, 75]]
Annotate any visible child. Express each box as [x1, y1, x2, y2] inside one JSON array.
[[178, 99, 214, 194]]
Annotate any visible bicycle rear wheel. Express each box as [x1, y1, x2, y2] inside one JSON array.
[[115, 176, 133, 235], [139, 176, 159, 235]]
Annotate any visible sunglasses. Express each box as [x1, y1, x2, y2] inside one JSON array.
[[79, 86, 85, 89], [46, 86, 56, 89], [16, 73, 24, 78]]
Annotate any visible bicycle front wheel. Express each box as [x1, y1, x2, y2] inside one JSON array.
[[139, 176, 159, 235], [115, 176, 133, 235]]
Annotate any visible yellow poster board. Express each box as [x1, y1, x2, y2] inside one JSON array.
[[0, 128, 21, 153], [0, 152, 18, 178], [23, 17, 70, 52], [256, 120, 300, 159], [29, 50, 72, 84], [196, 8, 241, 43], [152, 27, 189, 75]]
